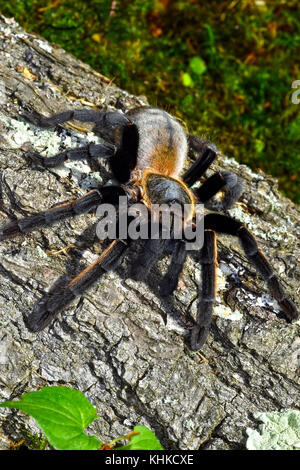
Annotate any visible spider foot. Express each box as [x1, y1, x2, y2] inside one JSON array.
[[21, 109, 50, 127], [26, 296, 52, 332], [26, 289, 76, 332], [179, 314, 195, 330], [190, 324, 210, 351], [25, 150, 46, 166], [278, 297, 299, 322]]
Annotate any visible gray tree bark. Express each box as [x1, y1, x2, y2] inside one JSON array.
[[0, 15, 299, 450]]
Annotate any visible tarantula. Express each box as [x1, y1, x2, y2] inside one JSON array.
[[0, 106, 298, 349]]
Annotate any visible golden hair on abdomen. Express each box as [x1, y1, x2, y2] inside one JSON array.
[[127, 107, 188, 177]]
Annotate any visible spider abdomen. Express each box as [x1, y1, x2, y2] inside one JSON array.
[[128, 107, 188, 177]]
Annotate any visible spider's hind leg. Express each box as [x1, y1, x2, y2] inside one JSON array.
[[191, 230, 218, 350], [27, 239, 129, 332], [25, 108, 139, 183], [205, 213, 299, 322], [25, 108, 130, 137], [26, 142, 116, 168]]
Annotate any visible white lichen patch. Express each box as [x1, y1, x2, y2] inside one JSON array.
[[213, 305, 243, 321], [211, 267, 244, 321], [166, 315, 187, 335], [0, 81, 6, 106], [240, 289, 282, 315], [246, 409, 300, 450], [217, 264, 233, 288], [183, 419, 195, 430], [255, 293, 280, 313], [76, 170, 102, 190], [215, 260, 286, 321], [0, 112, 102, 189], [0, 16, 19, 34], [228, 203, 287, 242], [33, 39, 53, 54], [36, 246, 52, 261]]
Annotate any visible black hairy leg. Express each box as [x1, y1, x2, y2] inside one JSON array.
[[184, 136, 242, 209], [26, 239, 129, 332], [191, 230, 217, 350], [183, 137, 218, 186], [195, 171, 243, 210], [25, 108, 139, 183], [25, 108, 131, 137], [109, 122, 139, 183], [160, 240, 187, 296], [187, 135, 218, 157], [204, 213, 299, 322], [131, 238, 169, 281], [26, 142, 116, 168], [0, 186, 125, 241]]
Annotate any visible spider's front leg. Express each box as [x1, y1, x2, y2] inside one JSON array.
[[130, 238, 169, 281], [184, 136, 242, 210], [195, 171, 243, 210], [160, 240, 187, 296]]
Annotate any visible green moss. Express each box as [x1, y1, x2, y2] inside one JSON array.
[[0, 0, 299, 203]]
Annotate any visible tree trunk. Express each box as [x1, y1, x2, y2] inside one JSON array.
[[0, 15, 299, 450]]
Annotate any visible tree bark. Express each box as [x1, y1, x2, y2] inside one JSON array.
[[0, 15, 299, 450]]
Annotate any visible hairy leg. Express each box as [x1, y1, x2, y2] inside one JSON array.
[[26, 239, 129, 331], [131, 238, 169, 281], [25, 108, 130, 132], [195, 170, 243, 209], [183, 137, 218, 186], [191, 230, 217, 350], [25, 108, 138, 183], [204, 213, 299, 322], [27, 142, 116, 168], [160, 240, 187, 296], [109, 122, 139, 183], [0, 186, 125, 241]]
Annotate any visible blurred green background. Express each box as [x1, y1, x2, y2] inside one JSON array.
[[0, 0, 299, 203]]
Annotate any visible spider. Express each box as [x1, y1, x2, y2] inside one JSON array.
[[0, 106, 298, 350]]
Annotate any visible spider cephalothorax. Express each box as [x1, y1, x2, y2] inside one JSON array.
[[0, 105, 298, 350]]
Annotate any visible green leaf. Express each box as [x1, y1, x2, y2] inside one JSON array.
[[182, 72, 194, 87], [116, 425, 164, 450], [0, 386, 101, 450], [189, 56, 207, 76]]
